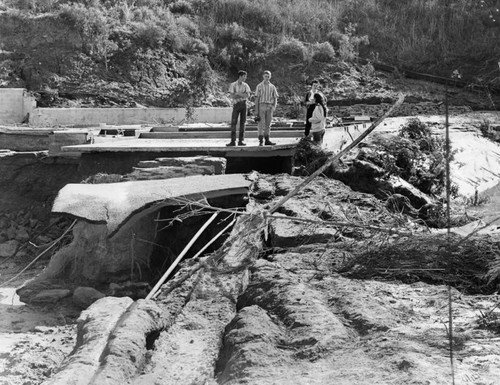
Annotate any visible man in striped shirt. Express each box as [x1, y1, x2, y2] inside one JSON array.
[[255, 70, 279, 146]]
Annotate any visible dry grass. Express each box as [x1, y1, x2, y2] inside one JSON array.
[[338, 233, 500, 295]]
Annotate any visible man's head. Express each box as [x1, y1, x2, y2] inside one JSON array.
[[263, 70, 272, 81], [238, 70, 247, 81], [310, 79, 319, 88]]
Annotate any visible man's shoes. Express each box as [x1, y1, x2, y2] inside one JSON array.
[[258, 135, 263, 146], [264, 136, 276, 146], [226, 141, 236, 147], [238, 141, 247, 146]]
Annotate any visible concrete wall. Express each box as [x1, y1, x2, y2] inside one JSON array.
[[30, 107, 233, 126], [0, 89, 36, 124]]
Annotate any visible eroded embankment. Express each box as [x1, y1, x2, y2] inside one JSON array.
[[43, 173, 500, 385]]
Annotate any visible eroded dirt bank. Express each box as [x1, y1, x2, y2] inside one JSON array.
[[3, 111, 500, 384], [18, 173, 498, 385]]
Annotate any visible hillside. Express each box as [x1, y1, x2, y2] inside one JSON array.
[[0, 0, 499, 111]]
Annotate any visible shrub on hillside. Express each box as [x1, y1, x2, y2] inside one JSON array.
[[199, 0, 284, 35], [275, 37, 306, 61], [338, 23, 369, 62], [133, 20, 167, 49], [311, 41, 336, 63], [59, 4, 117, 64], [212, 22, 265, 68], [169, 0, 194, 14]]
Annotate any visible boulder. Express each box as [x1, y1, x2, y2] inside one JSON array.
[[0, 239, 18, 257], [31, 289, 72, 304], [73, 287, 106, 309]]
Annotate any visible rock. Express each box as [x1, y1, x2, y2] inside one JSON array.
[[0, 239, 18, 257], [0, 216, 9, 229], [386, 175, 435, 209], [352, 159, 385, 178], [135, 160, 159, 168], [32, 326, 55, 333], [36, 235, 52, 244], [73, 286, 106, 309], [15, 227, 30, 241], [108, 281, 151, 300], [252, 178, 275, 200], [31, 289, 72, 304], [274, 176, 299, 196], [270, 214, 339, 247], [153, 156, 227, 175], [6, 225, 17, 239], [125, 165, 217, 180]]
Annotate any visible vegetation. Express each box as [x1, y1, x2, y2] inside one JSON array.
[[366, 118, 455, 197], [0, 0, 499, 106], [479, 118, 500, 143]]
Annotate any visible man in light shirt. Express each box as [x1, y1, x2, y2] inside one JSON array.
[[255, 70, 279, 146], [227, 70, 251, 146]]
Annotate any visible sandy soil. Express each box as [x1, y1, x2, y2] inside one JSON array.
[[1, 111, 500, 385], [0, 261, 78, 385]]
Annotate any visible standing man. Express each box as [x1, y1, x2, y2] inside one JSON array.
[[255, 70, 279, 146], [227, 70, 251, 146]]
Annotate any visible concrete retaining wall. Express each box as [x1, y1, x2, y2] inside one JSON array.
[[0, 89, 36, 124], [30, 107, 233, 126]]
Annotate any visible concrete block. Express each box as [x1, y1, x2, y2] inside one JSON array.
[[0, 88, 36, 124], [49, 130, 88, 156], [30, 107, 232, 126]]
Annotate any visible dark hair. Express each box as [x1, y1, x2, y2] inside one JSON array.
[[310, 79, 319, 86], [238, 70, 247, 77], [314, 93, 327, 116]]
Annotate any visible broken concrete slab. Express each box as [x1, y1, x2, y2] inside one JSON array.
[[52, 174, 251, 236], [136, 156, 226, 175], [125, 165, 216, 180]]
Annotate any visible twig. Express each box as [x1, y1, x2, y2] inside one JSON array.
[[169, 196, 413, 235], [266, 214, 412, 235]]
